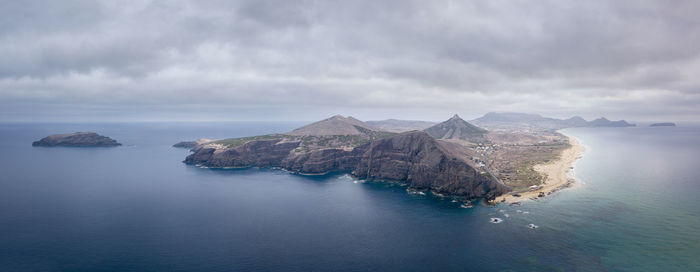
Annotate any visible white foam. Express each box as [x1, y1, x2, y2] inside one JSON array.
[[490, 218, 503, 224], [460, 203, 473, 208]]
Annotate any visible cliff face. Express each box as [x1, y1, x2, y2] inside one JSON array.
[[185, 139, 301, 168], [185, 131, 507, 200], [32, 132, 121, 147], [352, 132, 506, 199]]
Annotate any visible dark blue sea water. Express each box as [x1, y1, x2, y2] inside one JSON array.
[[1, 123, 698, 271]]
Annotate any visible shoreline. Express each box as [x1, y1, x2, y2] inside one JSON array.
[[496, 132, 585, 204]]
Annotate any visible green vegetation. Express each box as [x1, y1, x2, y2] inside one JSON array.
[[215, 134, 293, 148], [214, 129, 396, 151]]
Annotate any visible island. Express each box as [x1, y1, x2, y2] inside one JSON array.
[[180, 113, 599, 203], [650, 122, 676, 127], [32, 132, 121, 147], [183, 115, 509, 201], [182, 112, 641, 203]]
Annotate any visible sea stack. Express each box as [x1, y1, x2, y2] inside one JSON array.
[[32, 132, 121, 147]]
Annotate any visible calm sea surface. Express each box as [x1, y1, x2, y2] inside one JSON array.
[[0, 122, 698, 271]]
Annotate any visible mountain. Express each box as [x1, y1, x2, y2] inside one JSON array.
[[471, 112, 573, 131], [588, 117, 635, 127], [473, 112, 556, 123], [287, 115, 382, 136], [423, 114, 488, 141], [32, 132, 121, 147], [561, 116, 589, 127], [650, 122, 676, 127], [185, 130, 507, 200], [472, 112, 635, 130], [365, 119, 437, 133]]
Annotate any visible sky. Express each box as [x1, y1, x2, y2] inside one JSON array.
[[1, 0, 699, 122]]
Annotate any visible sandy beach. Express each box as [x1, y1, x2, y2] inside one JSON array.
[[497, 133, 585, 203]]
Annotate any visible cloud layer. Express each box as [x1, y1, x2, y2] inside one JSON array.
[[1, 0, 699, 121]]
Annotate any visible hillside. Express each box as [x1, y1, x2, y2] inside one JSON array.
[[287, 115, 383, 136], [423, 114, 488, 142]]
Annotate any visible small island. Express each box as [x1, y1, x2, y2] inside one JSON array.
[[650, 122, 676, 127], [32, 132, 121, 147]]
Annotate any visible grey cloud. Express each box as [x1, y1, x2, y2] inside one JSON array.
[[0, 0, 699, 122]]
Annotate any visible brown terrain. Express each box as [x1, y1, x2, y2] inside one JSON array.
[[179, 113, 581, 203], [181, 115, 509, 200]]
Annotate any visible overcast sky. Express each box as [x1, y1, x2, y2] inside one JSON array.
[[1, 0, 699, 122]]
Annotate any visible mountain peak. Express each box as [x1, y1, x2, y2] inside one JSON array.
[[287, 115, 381, 136], [424, 115, 487, 142]]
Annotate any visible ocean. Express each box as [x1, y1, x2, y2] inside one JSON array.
[[0, 122, 698, 271]]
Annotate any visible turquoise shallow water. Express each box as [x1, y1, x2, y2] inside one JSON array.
[[0, 123, 698, 271]]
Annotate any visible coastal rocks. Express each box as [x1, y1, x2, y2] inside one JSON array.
[[185, 131, 508, 200], [32, 132, 121, 147]]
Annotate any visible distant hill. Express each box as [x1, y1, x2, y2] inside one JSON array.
[[650, 122, 676, 127], [588, 117, 635, 127], [366, 119, 437, 132], [561, 116, 589, 127], [287, 115, 383, 136], [471, 112, 577, 131], [472, 112, 635, 131], [424, 114, 487, 141]]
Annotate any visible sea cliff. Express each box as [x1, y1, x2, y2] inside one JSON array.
[[185, 131, 507, 200]]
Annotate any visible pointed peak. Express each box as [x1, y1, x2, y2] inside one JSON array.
[[450, 114, 461, 120]]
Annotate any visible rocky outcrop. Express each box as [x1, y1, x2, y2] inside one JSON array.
[[184, 131, 508, 200], [32, 132, 121, 147]]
